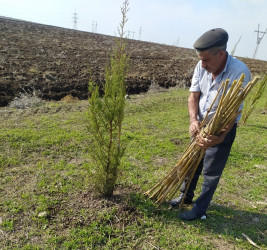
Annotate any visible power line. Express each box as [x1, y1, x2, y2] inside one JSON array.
[[253, 24, 267, 59]]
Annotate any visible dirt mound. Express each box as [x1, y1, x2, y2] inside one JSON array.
[[1, 17, 267, 107]]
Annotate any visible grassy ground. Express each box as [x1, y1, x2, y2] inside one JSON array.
[[0, 86, 266, 249]]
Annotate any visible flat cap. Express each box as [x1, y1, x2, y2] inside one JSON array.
[[193, 28, 228, 51]]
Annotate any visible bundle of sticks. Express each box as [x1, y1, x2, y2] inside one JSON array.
[[144, 74, 260, 206]]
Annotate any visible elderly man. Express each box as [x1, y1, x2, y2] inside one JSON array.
[[170, 28, 251, 221]]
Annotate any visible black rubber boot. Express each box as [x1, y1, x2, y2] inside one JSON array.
[[169, 194, 193, 208]]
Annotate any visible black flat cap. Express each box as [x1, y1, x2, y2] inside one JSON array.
[[193, 28, 228, 51]]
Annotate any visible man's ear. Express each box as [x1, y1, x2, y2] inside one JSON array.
[[219, 50, 224, 58]]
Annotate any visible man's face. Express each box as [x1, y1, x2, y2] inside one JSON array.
[[198, 50, 224, 75]]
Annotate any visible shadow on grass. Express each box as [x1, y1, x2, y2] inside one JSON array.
[[241, 124, 267, 130], [129, 193, 267, 247]]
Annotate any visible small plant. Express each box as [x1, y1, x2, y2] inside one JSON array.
[[241, 73, 267, 125], [87, 0, 129, 196], [1, 219, 14, 231], [9, 88, 43, 109]]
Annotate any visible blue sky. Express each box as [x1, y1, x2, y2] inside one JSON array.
[[1, 0, 267, 61]]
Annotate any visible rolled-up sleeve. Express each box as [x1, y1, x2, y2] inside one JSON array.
[[190, 62, 201, 92]]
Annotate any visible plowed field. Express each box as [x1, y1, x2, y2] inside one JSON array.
[[1, 17, 266, 106]]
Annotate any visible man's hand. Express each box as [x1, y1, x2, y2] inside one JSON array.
[[189, 120, 200, 137], [188, 92, 200, 137], [196, 121, 235, 149], [196, 134, 224, 149]]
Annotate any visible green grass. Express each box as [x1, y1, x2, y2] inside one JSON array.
[[0, 86, 266, 249]]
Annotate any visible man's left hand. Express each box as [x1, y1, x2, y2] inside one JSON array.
[[196, 134, 224, 149]]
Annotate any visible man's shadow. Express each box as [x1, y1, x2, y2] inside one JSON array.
[[129, 193, 266, 247]]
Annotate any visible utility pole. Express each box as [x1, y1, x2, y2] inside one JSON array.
[[138, 26, 142, 40], [127, 30, 131, 38], [92, 21, 97, 33], [253, 24, 267, 59], [174, 37, 179, 46], [231, 35, 242, 56], [132, 31, 135, 39], [72, 10, 78, 29]]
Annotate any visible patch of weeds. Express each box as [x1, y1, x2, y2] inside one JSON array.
[[35, 194, 53, 213], [46, 234, 66, 248], [62, 219, 121, 249], [1, 219, 15, 231], [36, 160, 88, 195], [0, 154, 20, 169], [127, 193, 158, 217], [4, 201, 24, 214], [2, 175, 12, 183], [21, 245, 41, 250], [8, 88, 43, 109]]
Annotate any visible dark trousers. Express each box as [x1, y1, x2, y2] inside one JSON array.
[[181, 124, 237, 214]]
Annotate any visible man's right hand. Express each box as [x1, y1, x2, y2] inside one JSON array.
[[188, 92, 200, 138], [189, 120, 200, 137]]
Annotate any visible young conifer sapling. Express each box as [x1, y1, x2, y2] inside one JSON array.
[[87, 0, 129, 196]]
